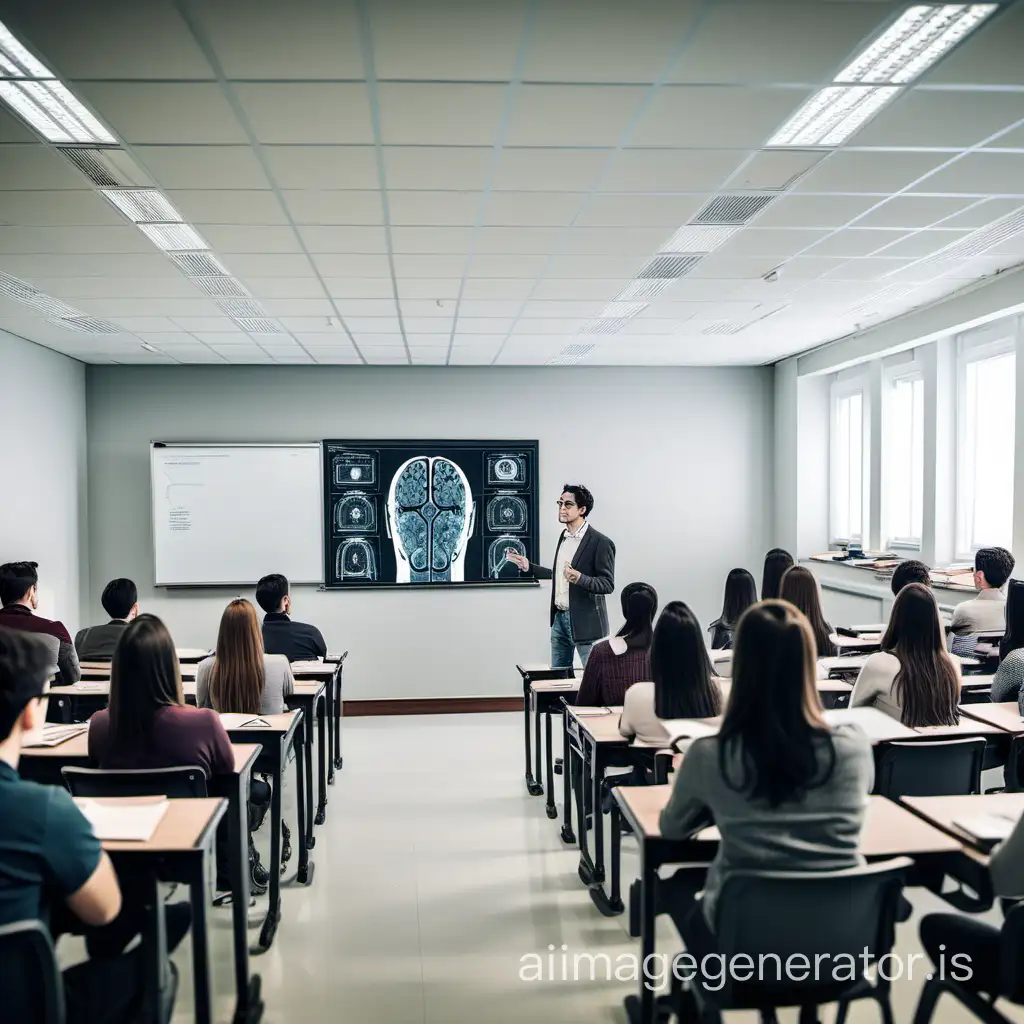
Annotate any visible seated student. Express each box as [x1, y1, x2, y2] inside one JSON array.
[[657, 601, 873, 940], [891, 559, 931, 596], [760, 547, 794, 601], [620, 601, 723, 748], [75, 578, 139, 661], [950, 546, 1015, 636], [707, 568, 756, 650], [0, 626, 157, 1024], [0, 561, 80, 683], [850, 582, 961, 726], [574, 582, 657, 707], [255, 573, 327, 663], [990, 579, 1024, 704], [779, 565, 838, 657]]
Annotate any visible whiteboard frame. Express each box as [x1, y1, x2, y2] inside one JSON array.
[[150, 441, 325, 588]]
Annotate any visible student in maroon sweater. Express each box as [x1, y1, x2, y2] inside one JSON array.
[[574, 582, 658, 707]]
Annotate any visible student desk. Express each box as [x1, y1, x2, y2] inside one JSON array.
[[830, 631, 883, 652], [286, 676, 330, 842], [960, 702, 1024, 734], [517, 663, 575, 796], [318, 651, 348, 777], [529, 679, 581, 819], [20, 738, 263, 1024], [614, 787, 960, 1024], [78, 661, 201, 681], [176, 648, 211, 663]]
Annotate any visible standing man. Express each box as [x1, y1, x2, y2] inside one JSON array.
[[507, 484, 615, 668]]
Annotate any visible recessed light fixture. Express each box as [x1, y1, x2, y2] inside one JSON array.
[[768, 85, 898, 147], [138, 223, 210, 252], [100, 188, 184, 224]]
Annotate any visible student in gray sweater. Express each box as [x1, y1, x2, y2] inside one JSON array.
[[659, 599, 875, 934]]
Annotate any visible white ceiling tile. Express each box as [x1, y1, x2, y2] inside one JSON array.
[[224, 253, 317, 277], [938, 200, 1024, 231], [398, 300, 456, 318], [167, 190, 287, 225], [520, 300, 604, 318], [313, 353, 363, 364], [0, 226, 152, 254], [545, 254, 645, 278], [869, 230, 970, 260], [176, 318, 251, 333], [474, 228, 563, 254], [490, 148, 612, 196], [576, 194, 706, 228], [388, 192, 482, 227], [262, 147, 380, 189], [392, 279, 458, 301], [0, 147, 87, 190], [483, 192, 582, 228], [450, 347, 500, 364], [36, 277, 199, 299], [0, 110, 37, 145], [631, 87, 811, 148], [505, 87, 646, 147], [280, 190, 384, 225], [260, 298, 335, 317], [294, 336, 361, 350], [755, 194, 883, 229], [853, 196, 978, 230], [378, 84, 506, 146], [391, 227, 473, 255], [468, 253, 549, 277], [342, 318, 403, 334], [0, 252, 174, 276], [820, 258, 913, 282], [234, 84, 373, 144], [349, 336, 406, 349], [313, 255, 392, 278], [803, 229, 908, 258], [136, 146, 272, 190], [558, 227, 671, 254], [600, 148, 746, 193], [200, 225, 302, 253], [460, 279, 534, 300], [794, 152, 952, 195], [189, 331, 248, 343], [530, 279, 625, 301], [923, 2, 1024, 86], [383, 148, 493, 191], [510, 318, 585, 335], [454, 318, 515, 334], [103, 316, 181, 332], [909, 153, 1024, 196], [244, 278, 329, 299], [330, 300, 400, 317], [452, 299, 521, 318], [0, 191, 125, 228], [297, 226, 388, 253], [725, 150, 827, 192], [392, 254, 469, 277]]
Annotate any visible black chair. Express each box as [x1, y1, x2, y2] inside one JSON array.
[[61, 766, 208, 798], [874, 738, 985, 799], [914, 903, 1024, 1024], [0, 919, 65, 1024], [671, 858, 911, 1024]]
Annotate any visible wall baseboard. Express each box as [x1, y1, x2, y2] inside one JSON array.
[[342, 696, 523, 717]]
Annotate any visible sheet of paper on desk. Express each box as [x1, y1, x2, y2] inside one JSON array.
[[75, 797, 168, 841], [23, 724, 87, 748], [953, 814, 1014, 847], [75, 682, 106, 690], [663, 719, 720, 741], [573, 708, 612, 717], [824, 707, 916, 740], [219, 713, 273, 729]]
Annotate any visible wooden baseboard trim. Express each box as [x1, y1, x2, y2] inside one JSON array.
[[342, 696, 524, 717]]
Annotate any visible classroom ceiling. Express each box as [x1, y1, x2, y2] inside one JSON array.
[[0, 0, 1022, 368]]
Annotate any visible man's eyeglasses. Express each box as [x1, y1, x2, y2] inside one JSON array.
[[555, 500, 577, 508]]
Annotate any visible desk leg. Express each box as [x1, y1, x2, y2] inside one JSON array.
[[315, 693, 328, 825], [326, 674, 337, 785], [590, 740, 606, 886], [544, 711, 557, 818], [228, 768, 261, 1022], [524, 677, 542, 795], [140, 873, 168, 1024], [624, 839, 657, 1024], [333, 668, 344, 773], [590, 798, 624, 916], [294, 721, 314, 886], [189, 855, 213, 1024], [256, 752, 283, 952], [533, 698, 544, 795], [577, 740, 597, 886], [302, 707, 315, 847], [560, 710, 575, 844]]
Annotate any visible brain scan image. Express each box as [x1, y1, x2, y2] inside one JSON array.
[[385, 456, 476, 583], [332, 451, 376, 489], [486, 453, 527, 487], [336, 538, 378, 581], [485, 494, 528, 533], [488, 536, 527, 579], [334, 493, 376, 533]]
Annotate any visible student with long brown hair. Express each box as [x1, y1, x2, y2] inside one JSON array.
[[779, 565, 837, 657], [760, 548, 794, 601], [708, 568, 756, 650], [850, 582, 961, 726]]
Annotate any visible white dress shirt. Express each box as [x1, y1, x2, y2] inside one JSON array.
[[553, 520, 589, 611], [950, 588, 1007, 636]]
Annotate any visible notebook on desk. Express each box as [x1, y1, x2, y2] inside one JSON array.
[[952, 813, 1016, 852], [573, 707, 613, 717], [23, 723, 87, 748], [75, 797, 169, 842]]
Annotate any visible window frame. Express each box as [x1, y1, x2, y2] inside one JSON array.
[[830, 374, 870, 547], [881, 368, 925, 551]]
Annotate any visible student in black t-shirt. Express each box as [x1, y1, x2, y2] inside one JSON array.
[[255, 574, 328, 662]]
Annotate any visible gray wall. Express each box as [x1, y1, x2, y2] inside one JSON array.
[[86, 365, 774, 699], [0, 329, 88, 629]]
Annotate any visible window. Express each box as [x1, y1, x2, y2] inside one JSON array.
[[831, 386, 868, 543], [884, 375, 924, 547], [957, 342, 1016, 555]]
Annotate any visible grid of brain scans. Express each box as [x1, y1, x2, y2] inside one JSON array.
[[323, 440, 539, 587]]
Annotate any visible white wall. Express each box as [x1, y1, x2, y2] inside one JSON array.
[[86, 365, 774, 700], [0, 329, 88, 629]]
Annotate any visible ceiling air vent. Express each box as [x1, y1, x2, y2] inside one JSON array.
[[693, 193, 776, 226], [49, 316, 120, 333], [920, 209, 1024, 266], [233, 317, 284, 334], [579, 317, 630, 334], [216, 298, 267, 318], [57, 147, 129, 187], [0, 272, 79, 317], [637, 254, 703, 280], [191, 276, 251, 297], [702, 321, 742, 336], [617, 278, 673, 301], [168, 252, 230, 277]]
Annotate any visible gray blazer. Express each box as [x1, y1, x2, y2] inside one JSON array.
[[529, 524, 616, 642], [195, 653, 294, 715], [75, 620, 129, 661]]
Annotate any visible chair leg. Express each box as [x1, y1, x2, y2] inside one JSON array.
[[834, 1000, 849, 1024], [797, 1005, 819, 1024], [759, 1009, 778, 1024], [877, 994, 895, 1024], [911, 979, 943, 1024]]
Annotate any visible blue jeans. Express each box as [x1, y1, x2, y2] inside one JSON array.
[[551, 609, 592, 670]]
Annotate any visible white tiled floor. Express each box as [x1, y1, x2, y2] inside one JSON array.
[[155, 712, 1023, 1023]]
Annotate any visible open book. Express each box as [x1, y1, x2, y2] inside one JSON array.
[[75, 797, 169, 842], [23, 723, 87, 748]]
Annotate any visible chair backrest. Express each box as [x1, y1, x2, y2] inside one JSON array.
[[710, 858, 912, 1005], [0, 920, 65, 1024], [61, 766, 208, 798], [998, 900, 1024, 1002], [874, 738, 985, 799]]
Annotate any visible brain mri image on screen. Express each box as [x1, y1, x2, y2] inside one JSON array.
[[335, 538, 378, 581], [489, 536, 527, 579], [485, 494, 528, 533], [334, 493, 377, 533], [386, 456, 476, 583], [332, 451, 376, 489], [485, 453, 527, 487]]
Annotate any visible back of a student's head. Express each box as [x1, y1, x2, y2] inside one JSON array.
[[721, 568, 756, 626], [101, 577, 138, 620], [778, 566, 831, 653], [0, 561, 38, 608], [651, 601, 719, 720], [976, 547, 1015, 590], [617, 582, 658, 649], [211, 599, 265, 714], [891, 560, 931, 597], [0, 626, 52, 744], [255, 574, 289, 614], [761, 548, 794, 601]]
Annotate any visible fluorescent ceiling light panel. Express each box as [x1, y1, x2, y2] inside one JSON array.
[[100, 188, 184, 224], [138, 222, 209, 252], [836, 4, 998, 84], [599, 301, 647, 319], [216, 298, 267, 318], [638, 254, 703, 279], [660, 225, 737, 253], [49, 316, 120, 334], [0, 22, 51, 77], [191, 276, 251, 298], [768, 84, 897, 147], [579, 317, 631, 335]]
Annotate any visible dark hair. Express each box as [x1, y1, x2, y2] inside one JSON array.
[[0, 561, 38, 606], [561, 484, 594, 519], [105, 615, 183, 765], [891, 560, 931, 596], [1000, 579, 1024, 661], [652, 602, 722, 720], [881, 583, 960, 727], [255, 574, 289, 614], [779, 565, 836, 657], [976, 547, 1015, 589], [719, 601, 833, 808], [101, 578, 137, 620], [209, 599, 265, 714], [616, 582, 658, 651], [0, 626, 52, 742], [761, 548, 794, 601], [719, 568, 757, 628]]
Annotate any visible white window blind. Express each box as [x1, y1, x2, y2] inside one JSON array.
[[885, 375, 924, 546], [833, 389, 866, 542]]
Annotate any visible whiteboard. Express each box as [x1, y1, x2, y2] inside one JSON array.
[[150, 444, 323, 586]]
